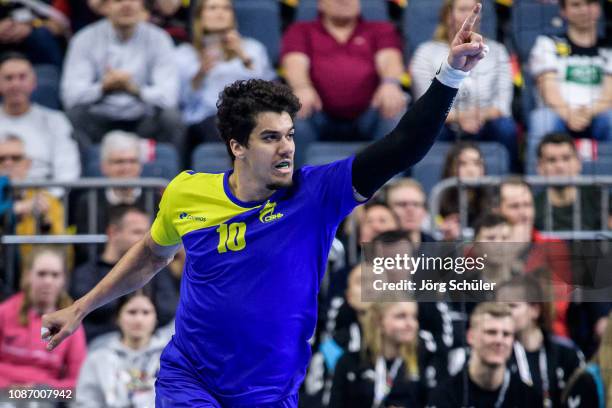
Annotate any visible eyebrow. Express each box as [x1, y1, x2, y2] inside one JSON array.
[[258, 128, 295, 136]]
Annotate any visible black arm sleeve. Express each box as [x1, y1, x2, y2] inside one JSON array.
[[352, 78, 458, 198]]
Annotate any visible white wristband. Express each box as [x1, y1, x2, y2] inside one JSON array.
[[435, 60, 470, 89]]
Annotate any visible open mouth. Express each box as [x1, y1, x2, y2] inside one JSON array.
[[274, 160, 292, 173]]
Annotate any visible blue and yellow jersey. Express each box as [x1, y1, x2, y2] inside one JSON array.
[[151, 156, 360, 405]]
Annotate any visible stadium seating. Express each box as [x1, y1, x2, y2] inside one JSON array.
[[83, 142, 180, 180], [404, 0, 497, 59], [233, 0, 282, 64], [411, 141, 510, 194], [191, 143, 232, 173], [295, 0, 389, 21], [303, 142, 368, 166], [510, 0, 565, 64]]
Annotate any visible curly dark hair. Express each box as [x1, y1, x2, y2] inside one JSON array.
[[216, 79, 301, 161]]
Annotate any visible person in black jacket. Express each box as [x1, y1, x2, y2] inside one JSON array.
[[330, 301, 438, 407], [428, 302, 543, 408], [496, 275, 584, 408], [70, 205, 179, 341]]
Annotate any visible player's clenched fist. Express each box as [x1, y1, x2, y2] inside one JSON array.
[[41, 303, 84, 351], [447, 3, 488, 72]]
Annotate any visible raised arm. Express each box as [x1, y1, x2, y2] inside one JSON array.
[[42, 233, 180, 350], [352, 3, 487, 198]]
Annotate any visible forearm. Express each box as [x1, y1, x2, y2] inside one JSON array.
[[75, 235, 170, 318], [353, 78, 458, 197], [538, 74, 570, 115], [375, 48, 404, 80], [282, 53, 313, 89]]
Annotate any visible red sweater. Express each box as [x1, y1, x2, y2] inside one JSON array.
[[0, 293, 87, 389], [526, 230, 572, 338]]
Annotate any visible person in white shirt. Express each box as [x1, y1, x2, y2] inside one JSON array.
[[174, 0, 275, 163], [411, 0, 519, 171], [0, 52, 80, 187], [61, 0, 184, 150], [527, 0, 612, 169]]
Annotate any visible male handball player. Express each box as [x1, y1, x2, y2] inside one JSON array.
[[42, 4, 488, 407]]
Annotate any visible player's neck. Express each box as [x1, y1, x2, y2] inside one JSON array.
[[518, 325, 543, 352], [468, 358, 505, 391], [229, 166, 275, 203]]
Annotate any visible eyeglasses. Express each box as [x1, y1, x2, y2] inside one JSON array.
[[0, 154, 25, 164], [107, 158, 140, 166]]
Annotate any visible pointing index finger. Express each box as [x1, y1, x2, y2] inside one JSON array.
[[459, 3, 481, 35]]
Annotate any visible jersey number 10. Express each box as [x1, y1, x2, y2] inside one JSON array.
[[216, 222, 247, 253]]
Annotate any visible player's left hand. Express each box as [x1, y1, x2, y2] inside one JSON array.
[[447, 3, 487, 72]]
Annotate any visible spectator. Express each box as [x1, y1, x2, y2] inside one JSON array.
[[147, 0, 192, 44], [0, 52, 80, 189], [0, 135, 68, 278], [562, 311, 611, 408], [528, 0, 612, 167], [175, 0, 274, 163], [73, 130, 161, 235], [0, 246, 86, 391], [281, 0, 407, 167], [70, 205, 179, 341], [438, 141, 491, 240], [0, 3, 64, 67], [359, 201, 400, 243], [385, 178, 435, 246], [329, 302, 430, 407], [74, 291, 165, 408], [473, 212, 511, 243], [498, 178, 573, 338], [535, 132, 612, 231], [411, 0, 519, 171], [61, 0, 184, 149], [427, 302, 543, 408], [496, 276, 584, 408]]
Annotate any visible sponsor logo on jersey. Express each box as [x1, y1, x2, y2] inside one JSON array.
[[179, 212, 206, 222], [259, 201, 284, 223]]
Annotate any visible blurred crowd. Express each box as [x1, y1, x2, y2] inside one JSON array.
[[0, 0, 611, 406]]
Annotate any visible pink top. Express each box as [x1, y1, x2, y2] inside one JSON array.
[[0, 293, 87, 389], [281, 16, 402, 120]]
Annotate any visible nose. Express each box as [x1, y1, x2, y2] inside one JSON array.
[[279, 135, 294, 157]]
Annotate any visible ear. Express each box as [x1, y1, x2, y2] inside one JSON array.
[[230, 139, 246, 160], [466, 327, 475, 347]]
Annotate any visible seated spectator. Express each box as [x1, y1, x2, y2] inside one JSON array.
[[535, 132, 612, 231], [498, 178, 573, 338], [329, 302, 431, 407], [359, 201, 400, 243], [61, 0, 184, 150], [0, 246, 86, 391], [496, 276, 584, 408], [0, 4, 64, 67], [562, 311, 611, 408], [175, 0, 275, 162], [527, 0, 612, 166], [70, 205, 179, 341], [0, 134, 67, 274], [52, 0, 106, 33], [73, 130, 161, 235], [0, 52, 80, 191], [437, 141, 491, 240], [147, 0, 192, 44], [411, 0, 519, 171], [74, 290, 165, 408], [427, 302, 542, 408], [385, 178, 435, 246], [281, 0, 407, 167]]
